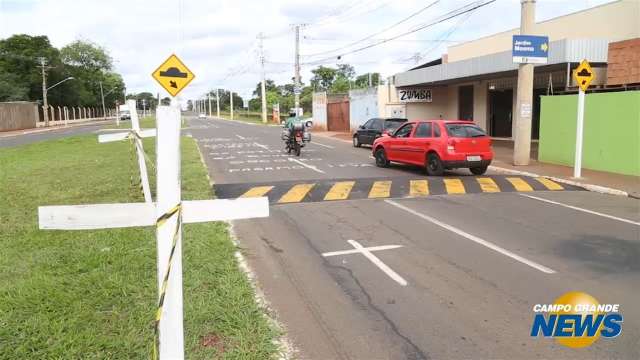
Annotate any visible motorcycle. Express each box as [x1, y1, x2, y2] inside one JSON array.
[[282, 120, 313, 156]]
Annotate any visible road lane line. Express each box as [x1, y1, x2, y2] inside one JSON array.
[[311, 142, 334, 149], [324, 181, 356, 201], [236, 134, 246, 140], [409, 180, 429, 197], [254, 142, 269, 150], [535, 177, 564, 190], [369, 181, 392, 198], [288, 158, 325, 173], [519, 194, 640, 226], [444, 178, 466, 194], [506, 177, 534, 192], [477, 177, 500, 193], [322, 244, 403, 257], [278, 183, 315, 203], [240, 186, 274, 198], [385, 200, 556, 274], [348, 240, 408, 286]]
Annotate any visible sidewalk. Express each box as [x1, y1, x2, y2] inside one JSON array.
[[491, 141, 640, 198]]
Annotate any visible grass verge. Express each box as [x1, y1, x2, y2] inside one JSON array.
[[0, 118, 278, 359]]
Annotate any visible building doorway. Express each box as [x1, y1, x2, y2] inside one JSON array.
[[327, 100, 350, 131], [458, 85, 474, 120], [489, 89, 513, 137]]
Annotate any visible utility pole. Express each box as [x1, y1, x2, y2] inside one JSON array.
[[513, 0, 535, 165], [99, 81, 107, 120], [208, 93, 212, 117], [294, 25, 302, 116], [368, 72, 372, 87], [258, 32, 267, 123], [230, 91, 234, 120], [39, 57, 50, 127], [216, 88, 220, 117]]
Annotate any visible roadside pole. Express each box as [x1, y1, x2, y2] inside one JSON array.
[[216, 88, 220, 117], [294, 25, 302, 114], [574, 88, 585, 178], [40, 58, 50, 127], [513, 0, 535, 165], [230, 91, 234, 120], [259, 33, 267, 123], [208, 93, 212, 117], [572, 59, 594, 178], [100, 81, 107, 121]]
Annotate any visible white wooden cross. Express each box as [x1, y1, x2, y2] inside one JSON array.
[[38, 101, 269, 360], [98, 99, 155, 202]]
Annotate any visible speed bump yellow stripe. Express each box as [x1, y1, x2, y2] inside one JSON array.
[[240, 186, 274, 198], [324, 181, 356, 201], [535, 177, 564, 190], [368, 181, 392, 198], [444, 178, 466, 194], [507, 177, 534, 192], [278, 183, 315, 203], [476, 177, 500, 193], [410, 180, 429, 197]]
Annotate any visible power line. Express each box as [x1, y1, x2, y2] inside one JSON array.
[[303, 0, 496, 66], [302, 0, 440, 58]]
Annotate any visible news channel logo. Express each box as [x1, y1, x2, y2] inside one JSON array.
[[530, 291, 623, 348]]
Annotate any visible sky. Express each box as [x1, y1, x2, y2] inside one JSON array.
[[0, 0, 615, 102]]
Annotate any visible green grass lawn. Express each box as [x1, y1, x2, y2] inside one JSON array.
[[0, 119, 278, 359]]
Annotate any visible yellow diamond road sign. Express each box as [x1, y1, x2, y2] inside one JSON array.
[[573, 59, 594, 92], [152, 54, 195, 97]]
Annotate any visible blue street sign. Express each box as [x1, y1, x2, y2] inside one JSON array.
[[512, 35, 549, 64]]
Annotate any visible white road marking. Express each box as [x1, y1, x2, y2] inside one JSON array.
[[288, 157, 325, 173], [385, 199, 556, 274], [236, 134, 246, 140], [323, 240, 407, 286], [519, 194, 640, 226], [311, 142, 334, 149], [254, 142, 269, 150]]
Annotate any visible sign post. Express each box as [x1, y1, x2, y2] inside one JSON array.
[[572, 59, 594, 178]]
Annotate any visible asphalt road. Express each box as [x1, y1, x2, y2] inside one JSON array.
[[0, 122, 115, 148], [189, 116, 640, 359]]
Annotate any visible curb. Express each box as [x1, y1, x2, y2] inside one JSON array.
[[0, 119, 115, 138], [488, 165, 631, 197]]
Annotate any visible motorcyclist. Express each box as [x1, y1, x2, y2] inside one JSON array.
[[284, 111, 303, 135]]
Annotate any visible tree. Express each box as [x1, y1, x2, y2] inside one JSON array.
[[0, 72, 29, 101], [252, 79, 277, 97], [310, 66, 337, 91], [60, 40, 112, 71], [336, 64, 355, 80], [355, 72, 380, 88]]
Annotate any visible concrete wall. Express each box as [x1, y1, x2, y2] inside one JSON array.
[[404, 86, 458, 121], [448, 0, 640, 62], [312, 92, 327, 130], [349, 87, 379, 129], [538, 91, 640, 176], [607, 38, 640, 85], [0, 102, 38, 131]]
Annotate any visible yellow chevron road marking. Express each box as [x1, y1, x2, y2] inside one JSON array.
[[443, 178, 466, 194], [535, 177, 564, 190], [240, 186, 274, 198], [476, 177, 500, 193], [507, 177, 534, 192], [324, 181, 356, 201], [278, 184, 315, 203], [368, 181, 392, 198], [409, 180, 429, 197]]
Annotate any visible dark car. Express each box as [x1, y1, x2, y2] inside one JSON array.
[[353, 117, 407, 147]]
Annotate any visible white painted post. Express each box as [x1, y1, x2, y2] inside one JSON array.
[[573, 89, 586, 178], [155, 102, 184, 359], [128, 99, 153, 203]]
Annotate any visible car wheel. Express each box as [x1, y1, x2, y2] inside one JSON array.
[[426, 153, 444, 176], [374, 148, 389, 168], [353, 135, 361, 148], [470, 166, 488, 175]]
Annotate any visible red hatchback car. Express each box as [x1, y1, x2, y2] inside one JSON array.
[[372, 120, 493, 175]]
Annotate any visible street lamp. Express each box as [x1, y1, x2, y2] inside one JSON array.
[[43, 76, 74, 127]]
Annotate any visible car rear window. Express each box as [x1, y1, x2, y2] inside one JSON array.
[[384, 119, 406, 130], [445, 123, 486, 138]]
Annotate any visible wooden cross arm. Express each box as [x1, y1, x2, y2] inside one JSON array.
[[38, 198, 269, 230], [98, 129, 157, 143]]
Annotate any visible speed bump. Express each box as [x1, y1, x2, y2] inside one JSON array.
[[214, 175, 577, 205]]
